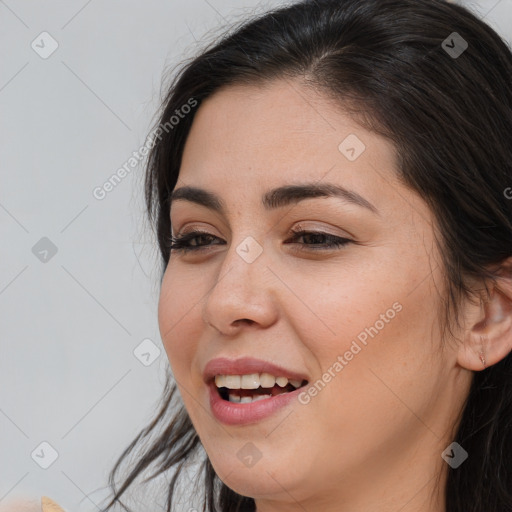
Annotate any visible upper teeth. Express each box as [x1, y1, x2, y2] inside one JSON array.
[[215, 373, 303, 390]]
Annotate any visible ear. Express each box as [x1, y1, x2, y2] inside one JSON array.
[[458, 258, 512, 371]]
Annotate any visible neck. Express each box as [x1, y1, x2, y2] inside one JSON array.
[[254, 441, 449, 512]]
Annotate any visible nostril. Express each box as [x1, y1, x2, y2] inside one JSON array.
[[233, 319, 255, 326]]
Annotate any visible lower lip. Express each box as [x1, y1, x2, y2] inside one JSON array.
[[208, 382, 303, 426]]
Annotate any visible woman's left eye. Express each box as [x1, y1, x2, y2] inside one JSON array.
[[169, 228, 352, 253], [284, 228, 352, 250]]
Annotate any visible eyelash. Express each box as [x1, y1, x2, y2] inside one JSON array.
[[168, 227, 352, 253]]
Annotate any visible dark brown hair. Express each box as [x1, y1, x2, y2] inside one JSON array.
[[100, 0, 512, 510]]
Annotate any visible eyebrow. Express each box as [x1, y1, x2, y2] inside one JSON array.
[[169, 183, 379, 215]]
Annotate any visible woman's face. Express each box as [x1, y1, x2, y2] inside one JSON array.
[[158, 80, 472, 510]]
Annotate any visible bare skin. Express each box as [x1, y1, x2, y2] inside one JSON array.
[[158, 79, 512, 512], [0, 496, 65, 512], [0, 499, 40, 512]]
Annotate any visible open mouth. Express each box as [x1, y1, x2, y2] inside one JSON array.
[[215, 373, 308, 403]]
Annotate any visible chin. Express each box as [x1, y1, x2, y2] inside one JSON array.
[[206, 448, 307, 500], [219, 467, 293, 499]]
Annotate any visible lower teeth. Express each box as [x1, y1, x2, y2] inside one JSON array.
[[219, 382, 304, 403], [228, 393, 272, 403]]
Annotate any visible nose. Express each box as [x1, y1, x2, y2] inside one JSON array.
[[202, 237, 278, 336]]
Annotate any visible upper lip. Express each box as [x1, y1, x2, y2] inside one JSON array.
[[203, 357, 309, 384]]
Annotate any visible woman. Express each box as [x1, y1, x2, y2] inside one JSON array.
[[101, 0, 512, 511]]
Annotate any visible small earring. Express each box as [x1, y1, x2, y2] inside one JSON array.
[[479, 349, 487, 368], [479, 335, 487, 368]]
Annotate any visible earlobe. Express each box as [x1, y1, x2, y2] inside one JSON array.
[[457, 276, 512, 372], [458, 337, 488, 371]]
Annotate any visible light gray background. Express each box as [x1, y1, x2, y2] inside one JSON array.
[[1, 1, 511, 511]]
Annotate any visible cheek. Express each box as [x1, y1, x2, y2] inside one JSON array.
[[290, 253, 443, 412], [158, 265, 204, 377], [312, 287, 442, 446], [275, 262, 401, 363]]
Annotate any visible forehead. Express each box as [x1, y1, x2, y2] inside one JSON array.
[[176, 80, 403, 213]]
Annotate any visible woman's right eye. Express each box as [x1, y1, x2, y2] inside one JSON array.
[[169, 231, 224, 253]]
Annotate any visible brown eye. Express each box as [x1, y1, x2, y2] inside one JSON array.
[[169, 231, 224, 252], [285, 228, 352, 250]]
